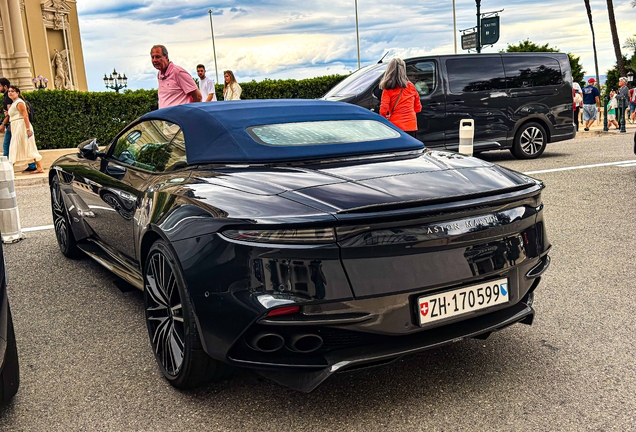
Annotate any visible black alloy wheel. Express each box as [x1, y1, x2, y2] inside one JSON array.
[[50, 177, 81, 259], [144, 240, 229, 389], [511, 122, 547, 159]]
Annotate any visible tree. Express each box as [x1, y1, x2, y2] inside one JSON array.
[[584, 0, 601, 88], [606, 0, 625, 76], [503, 40, 586, 84]]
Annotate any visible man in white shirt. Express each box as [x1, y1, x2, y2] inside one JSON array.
[[196, 64, 217, 102]]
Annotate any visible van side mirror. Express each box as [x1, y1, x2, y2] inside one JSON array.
[[77, 138, 102, 160]]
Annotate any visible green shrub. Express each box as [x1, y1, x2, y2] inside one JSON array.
[[23, 74, 348, 150]]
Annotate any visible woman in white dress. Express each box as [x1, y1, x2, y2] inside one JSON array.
[[7, 86, 43, 173]]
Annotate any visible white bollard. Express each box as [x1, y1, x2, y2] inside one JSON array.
[[0, 156, 25, 243], [458, 119, 475, 156]]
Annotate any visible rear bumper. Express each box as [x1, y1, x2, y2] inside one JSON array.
[[249, 297, 535, 392]]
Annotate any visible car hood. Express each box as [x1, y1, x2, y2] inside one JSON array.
[[191, 150, 537, 214]]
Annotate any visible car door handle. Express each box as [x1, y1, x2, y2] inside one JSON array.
[[427, 102, 441, 107], [450, 100, 464, 106]]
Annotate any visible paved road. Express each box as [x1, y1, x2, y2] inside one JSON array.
[[1, 134, 635, 431]]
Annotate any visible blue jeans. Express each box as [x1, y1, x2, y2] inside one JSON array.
[[2, 125, 36, 169]]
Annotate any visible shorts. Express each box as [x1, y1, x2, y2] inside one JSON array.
[[607, 114, 616, 122], [630, 102, 636, 113], [582, 104, 597, 121]]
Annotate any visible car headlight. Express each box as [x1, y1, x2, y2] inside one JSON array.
[[221, 228, 335, 244]]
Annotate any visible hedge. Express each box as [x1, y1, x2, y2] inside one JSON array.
[[22, 74, 347, 149]]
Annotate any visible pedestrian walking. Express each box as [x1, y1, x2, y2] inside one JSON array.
[[379, 58, 422, 137], [222, 70, 242, 101], [573, 82, 583, 131], [7, 86, 43, 173], [0, 78, 37, 171], [581, 78, 600, 131], [151, 45, 202, 109], [618, 77, 629, 124], [606, 90, 619, 129], [196, 64, 217, 102]]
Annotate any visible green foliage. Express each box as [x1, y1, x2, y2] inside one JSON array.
[[504, 40, 559, 52], [503, 39, 586, 86], [22, 75, 347, 150], [603, 54, 635, 99], [23, 89, 158, 150]]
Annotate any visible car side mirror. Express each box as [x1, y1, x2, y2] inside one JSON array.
[[77, 138, 101, 160]]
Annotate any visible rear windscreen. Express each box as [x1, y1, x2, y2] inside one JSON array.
[[248, 120, 400, 146]]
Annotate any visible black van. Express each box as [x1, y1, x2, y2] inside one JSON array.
[[322, 53, 576, 159]]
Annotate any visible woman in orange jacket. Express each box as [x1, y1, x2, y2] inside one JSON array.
[[379, 58, 422, 137]]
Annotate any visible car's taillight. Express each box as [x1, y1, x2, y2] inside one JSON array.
[[222, 228, 335, 244], [267, 306, 300, 317]]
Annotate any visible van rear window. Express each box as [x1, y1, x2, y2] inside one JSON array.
[[503, 56, 563, 88]]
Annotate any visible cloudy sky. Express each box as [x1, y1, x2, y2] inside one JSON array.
[[77, 0, 636, 91]]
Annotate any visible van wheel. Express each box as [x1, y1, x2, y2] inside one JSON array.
[[511, 122, 547, 159]]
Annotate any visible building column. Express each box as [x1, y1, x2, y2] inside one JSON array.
[[7, 0, 33, 90]]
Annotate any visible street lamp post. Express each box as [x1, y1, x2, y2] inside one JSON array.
[[476, 0, 482, 53], [103, 69, 128, 93], [32, 75, 48, 90], [453, 0, 457, 54], [208, 9, 219, 85], [355, 0, 361, 70]]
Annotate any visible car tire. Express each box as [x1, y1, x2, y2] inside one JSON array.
[[0, 305, 20, 408], [511, 122, 547, 159], [144, 240, 230, 389], [50, 177, 82, 259]]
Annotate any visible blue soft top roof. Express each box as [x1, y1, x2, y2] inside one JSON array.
[[139, 99, 424, 164]]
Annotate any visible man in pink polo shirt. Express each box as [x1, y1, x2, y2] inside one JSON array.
[[151, 45, 202, 109]]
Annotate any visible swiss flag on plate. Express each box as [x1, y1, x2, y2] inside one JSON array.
[[420, 302, 429, 316]]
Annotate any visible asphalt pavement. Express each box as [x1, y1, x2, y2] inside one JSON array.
[[1, 132, 635, 431]]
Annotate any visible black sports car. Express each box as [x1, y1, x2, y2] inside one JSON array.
[[0, 237, 19, 407], [49, 100, 550, 392]]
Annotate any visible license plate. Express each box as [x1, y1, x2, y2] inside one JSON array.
[[418, 278, 509, 326]]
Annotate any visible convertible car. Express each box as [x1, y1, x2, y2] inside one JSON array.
[[0, 238, 19, 407], [49, 100, 550, 392]]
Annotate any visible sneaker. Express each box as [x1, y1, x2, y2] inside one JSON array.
[[584, 127, 589, 131]]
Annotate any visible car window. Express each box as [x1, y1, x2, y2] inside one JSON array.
[[323, 63, 387, 97], [446, 57, 506, 93], [406, 61, 436, 96], [112, 120, 187, 172], [503, 56, 563, 88]]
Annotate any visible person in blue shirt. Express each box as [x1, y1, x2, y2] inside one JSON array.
[[582, 77, 600, 131]]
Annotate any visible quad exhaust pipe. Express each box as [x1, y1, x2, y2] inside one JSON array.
[[287, 334, 323, 353], [248, 332, 323, 353], [248, 333, 285, 352]]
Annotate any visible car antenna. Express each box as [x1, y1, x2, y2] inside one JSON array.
[[378, 51, 390, 64]]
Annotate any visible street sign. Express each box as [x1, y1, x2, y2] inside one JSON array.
[[461, 32, 477, 50], [481, 16, 500, 45]]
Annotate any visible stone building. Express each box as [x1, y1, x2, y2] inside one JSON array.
[[0, 0, 87, 91]]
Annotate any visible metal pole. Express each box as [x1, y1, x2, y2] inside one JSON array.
[[476, 0, 482, 53], [453, 0, 457, 54], [603, 96, 608, 131], [355, 0, 361, 70], [208, 9, 219, 85]]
